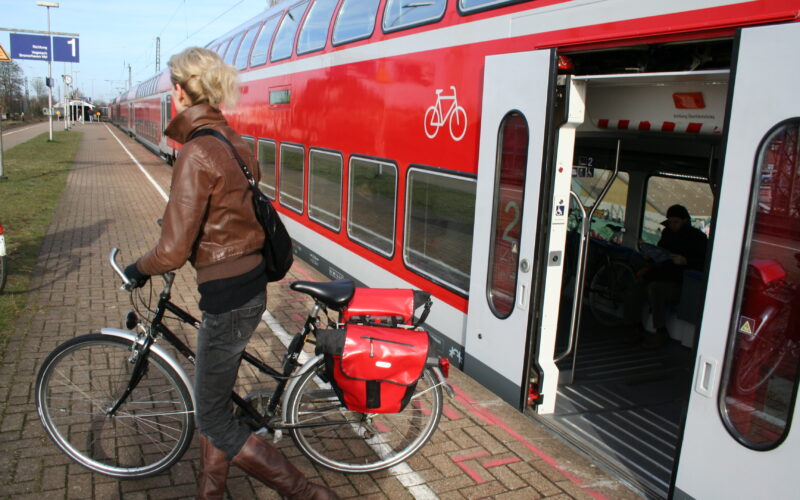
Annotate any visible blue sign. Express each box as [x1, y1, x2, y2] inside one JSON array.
[[53, 36, 79, 63], [10, 33, 50, 61]]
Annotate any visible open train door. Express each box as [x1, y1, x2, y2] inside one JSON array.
[[675, 22, 800, 499], [463, 49, 558, 406]]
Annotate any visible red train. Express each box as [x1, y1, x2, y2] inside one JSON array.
[[111, 1, 800, 498]]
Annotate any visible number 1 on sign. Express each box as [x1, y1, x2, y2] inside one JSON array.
[[67, 38, 76, 57]]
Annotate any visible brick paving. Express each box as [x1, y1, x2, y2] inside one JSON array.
[[0, 123, 644, 499]]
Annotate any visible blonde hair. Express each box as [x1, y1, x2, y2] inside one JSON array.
[[168, 47, 239, 109]]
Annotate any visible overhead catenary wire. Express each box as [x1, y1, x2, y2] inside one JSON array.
[[126, 0, 252, 86]]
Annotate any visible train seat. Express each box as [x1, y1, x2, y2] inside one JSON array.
[[643, 270, 704, 348]]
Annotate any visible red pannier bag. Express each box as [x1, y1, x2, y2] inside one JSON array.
[[341, 288, 430, 326], [316, 324, 430, 413]]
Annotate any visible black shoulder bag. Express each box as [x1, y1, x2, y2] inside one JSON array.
[[190, 128, 294, 282]]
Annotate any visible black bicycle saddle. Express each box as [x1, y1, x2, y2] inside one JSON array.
[[290, 279, 355, 310]]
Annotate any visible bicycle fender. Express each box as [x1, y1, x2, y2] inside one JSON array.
[[281, 353, 325, 423], [100, 328, 197, 412]]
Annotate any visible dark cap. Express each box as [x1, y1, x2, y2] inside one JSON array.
[[663, 204, 691, 224]]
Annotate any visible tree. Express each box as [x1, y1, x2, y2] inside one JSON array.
[[0, 61, 25, 116], [30, 76, 48, 115]]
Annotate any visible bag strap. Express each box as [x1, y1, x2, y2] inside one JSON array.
[[190, 128, 257, 188]]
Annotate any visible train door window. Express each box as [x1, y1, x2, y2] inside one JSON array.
[[257, 139, 277, 199], [348, 157, 397, 257], [720, 119, 800, 450], [271, 1, 310, 62], [250, 15, 281, 68], [308, 149, 343, 231], [642, 175, 713, 244], [297, 0, 338, 55], [405, 168, 476, 294], [165, 95, 172, 122], [279, 143, 305, 213], [332, 0, 380, 46], [235, 25, 260, 70], [459, 0, 525, 14], [383, 0, 446, 33], [225, 32, 246, 65], [487, 111, 528, 318]]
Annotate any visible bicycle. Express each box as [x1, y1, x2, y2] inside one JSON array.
[[35, 248, 451, 478], [586, 224, 640, 326], [424, 86, 467, 141]]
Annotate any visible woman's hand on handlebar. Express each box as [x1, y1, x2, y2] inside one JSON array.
[[124, 263, 150, 289]]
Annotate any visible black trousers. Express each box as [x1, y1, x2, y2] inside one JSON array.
[[195, 290, 266, 459]]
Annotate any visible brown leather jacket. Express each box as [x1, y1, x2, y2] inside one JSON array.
[[136, 103, 264, 284]]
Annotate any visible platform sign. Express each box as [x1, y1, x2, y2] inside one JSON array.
[[53, 36, 79, 63], [10, 33, 50, 61]]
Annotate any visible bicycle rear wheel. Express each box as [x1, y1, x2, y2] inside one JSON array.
[[588, 261, 637, 326], [35, 334, 195, 478], [286, 358, 443, 473]]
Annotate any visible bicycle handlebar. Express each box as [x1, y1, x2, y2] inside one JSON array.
[[109, 248, 134, 290]]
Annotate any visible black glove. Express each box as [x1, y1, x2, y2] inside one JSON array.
[[124, 263, 150, 288]]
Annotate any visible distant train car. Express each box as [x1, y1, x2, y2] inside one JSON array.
[[114, 1, 800, 498]]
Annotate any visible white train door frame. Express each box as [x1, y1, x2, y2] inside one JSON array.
[[464, 49, 556, 406], [675, 22, 800, 499]]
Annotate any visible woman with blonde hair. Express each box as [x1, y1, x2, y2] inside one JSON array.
[[124, 47, 337, 500]]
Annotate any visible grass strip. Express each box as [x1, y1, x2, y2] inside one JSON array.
[[0, 130, 83, 347]]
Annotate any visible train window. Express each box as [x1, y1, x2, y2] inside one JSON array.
[[219, 39, 233, 61], [383, 0, 446, 33], [570, 164, 630, 244], [241, 136, 255, 156], [279, 143, 305, 213], [459, 0, 526, 14], [250, 15, 281, 68], [487, 111, 528, 318], [720, 119, 800, 450], [225, 32, 246, 65], [308, 149, 343, 231], [348, 157, 397, 257], [271, 1, 310, 62], [642, 176, 713, 244], [332, 0, 380, 46], [257, 139, 277, 199], [405, 168, 476, 294], [297, 0, 338, 55], [235, 25, 260, 70]]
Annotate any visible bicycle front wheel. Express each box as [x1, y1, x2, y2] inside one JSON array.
[[286, 358, 443, 473], [35, 334, 195, 478]]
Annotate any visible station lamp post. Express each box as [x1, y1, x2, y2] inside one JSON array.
[[36, 1, 59, 142]]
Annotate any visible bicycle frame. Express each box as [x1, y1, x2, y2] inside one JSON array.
[[432, 89, 458, 126], [102, 270, 329, 431]]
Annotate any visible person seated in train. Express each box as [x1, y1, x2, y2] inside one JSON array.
[[625, 204, 708, 347], [123, 47, 338, 500]]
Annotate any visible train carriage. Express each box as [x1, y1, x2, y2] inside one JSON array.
[[114, 1, 800, 497]]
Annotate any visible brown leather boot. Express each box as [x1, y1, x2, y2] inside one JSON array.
[[231, 434, 339, 500], [197, 435, 230, 500]]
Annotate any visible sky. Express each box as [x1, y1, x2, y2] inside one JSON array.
[[1, 0, 277, 103]]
